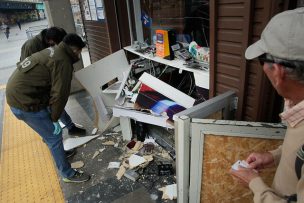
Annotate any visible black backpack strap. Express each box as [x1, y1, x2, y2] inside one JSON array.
[[295, 144, 304, 179], [285, 145, 304, 202], [284, 194, 297, 203]]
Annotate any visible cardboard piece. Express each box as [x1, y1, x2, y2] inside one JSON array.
[[63, 135, 100, 151]]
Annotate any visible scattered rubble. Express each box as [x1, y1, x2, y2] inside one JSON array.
[[92, 151, 100, 159], [159, 184, 177, 200], [71, 161, 84, 169], [102, 141, 115, 146], [92, 128, 98, 135], [108, 162, 121, 169]]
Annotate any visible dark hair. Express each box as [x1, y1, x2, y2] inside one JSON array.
[[45, 27, 67, 44], [63, 33, 86, 49]]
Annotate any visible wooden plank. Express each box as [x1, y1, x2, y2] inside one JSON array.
[[217, 63, 240, 77], [218, 5, 244, 17], [217, 52, 242, 67], [218, 17, 244, 29], [219, 0, 244, 4], [217, 30, 243, 43], [216, 73, 240, 88], [217, 41, 242, 55], [200, 135, 282, 203]]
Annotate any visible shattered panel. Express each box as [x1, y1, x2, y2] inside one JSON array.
[[201, 135, 283, 203]]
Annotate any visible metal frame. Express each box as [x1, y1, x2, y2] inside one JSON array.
[[189, 120, 286, 203], [174, 90, 236, 203]]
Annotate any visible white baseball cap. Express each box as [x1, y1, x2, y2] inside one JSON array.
[[245, 8, 304, 61]]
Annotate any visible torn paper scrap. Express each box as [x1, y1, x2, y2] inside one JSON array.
[[63, 135, 100, 151], [99, 148, 105, 153], [92, 151, 100, 159], [144, 137, 157, 145], [129, 154, 146, 169], [92, 128, 98, 135], [159, 184, 177, 200], [108, 162, 121, 169]]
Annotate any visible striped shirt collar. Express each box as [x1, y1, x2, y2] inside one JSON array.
[[280, 99, 304, 127]]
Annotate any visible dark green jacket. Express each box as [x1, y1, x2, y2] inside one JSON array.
[[6, 42, 78, 122], [20, 33, 48, 61]]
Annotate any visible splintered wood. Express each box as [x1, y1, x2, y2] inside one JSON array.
[[201, 135, 283, 203]]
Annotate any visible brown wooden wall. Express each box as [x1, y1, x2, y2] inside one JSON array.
[[79, 0, 130, 63], [79, 0, 112, 63], [210, 0, 287, 121]]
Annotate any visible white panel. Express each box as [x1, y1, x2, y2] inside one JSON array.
[[75, 50, 130, 131], [75, 49, 129, 97], [139, 72, 195, 108]]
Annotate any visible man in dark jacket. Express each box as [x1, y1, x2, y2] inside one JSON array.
[[20, 27, 86, 136], [6, 34, 90, 183]]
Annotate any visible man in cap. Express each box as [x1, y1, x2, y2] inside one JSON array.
[[230, 8, 304, 202], [21, 27, 86, 137], [6, 34, 90, 183]]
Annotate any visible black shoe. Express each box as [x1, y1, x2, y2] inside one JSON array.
[[68, 125, 86, 136], [65, 149, 76, 158], [63, 171, 90, 183]]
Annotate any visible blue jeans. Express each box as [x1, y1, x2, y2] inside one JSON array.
[[60, 109, 74, 130], [10, 107, 76, 178]]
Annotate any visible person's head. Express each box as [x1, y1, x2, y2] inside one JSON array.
[[45, 27, 67, 46], [62, 33, 86, 60], [245, 8, 304, 101]]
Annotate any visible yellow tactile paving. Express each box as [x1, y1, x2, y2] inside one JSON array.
[[0, 85, 6, 90], [0, 102, 64, 203]]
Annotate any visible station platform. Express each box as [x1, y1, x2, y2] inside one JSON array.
[[0, 90, 175, 203]]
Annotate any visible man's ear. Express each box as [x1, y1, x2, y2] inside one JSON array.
[[272, 63, 286, 86]]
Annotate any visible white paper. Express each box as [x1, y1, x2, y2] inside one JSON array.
[[231, 160, 249, 171], [87, 0, 97, 21], [96, 7, 105, 20], [166, 184, 177, 200], [108, 162, 120, 169], [95, 0, 103, 7], [144, 137, 157, 145], [129, 154, 146, 168], [83, 0, 91, 20], [92, 127, 98, 135], [63, 135, 99, 151]]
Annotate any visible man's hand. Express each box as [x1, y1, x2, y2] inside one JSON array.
[[53, 122, 62, 135], [230, 168, 259, 188], [246, 152, 274, 171]]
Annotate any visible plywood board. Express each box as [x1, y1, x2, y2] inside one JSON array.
[[200, 135, 283, 203]]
